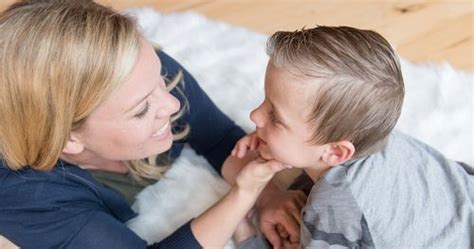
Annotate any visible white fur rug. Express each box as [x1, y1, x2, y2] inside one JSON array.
[[125, 8, 473, 247]]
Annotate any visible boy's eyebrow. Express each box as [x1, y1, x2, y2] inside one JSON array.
[[268, 99, 288, 124]]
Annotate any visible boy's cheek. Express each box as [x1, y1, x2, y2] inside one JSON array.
[[257, 143, 274, 160], [259, 142, 292, 165]]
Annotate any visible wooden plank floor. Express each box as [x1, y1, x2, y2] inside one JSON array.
[[0, 0, 473, 70]]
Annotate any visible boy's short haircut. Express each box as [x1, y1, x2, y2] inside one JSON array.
[[266, 26, 405, 158]]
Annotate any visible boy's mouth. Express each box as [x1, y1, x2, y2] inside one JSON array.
[[256, 138, 273, 160], [255, 131, 266, 144]]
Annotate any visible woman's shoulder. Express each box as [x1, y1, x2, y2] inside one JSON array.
[[0, 160, 96, 190], [0, 160, 104, 208], [0, 159, 134, 214], [0, 160, 138, 247], [0, 161, 93, 246]]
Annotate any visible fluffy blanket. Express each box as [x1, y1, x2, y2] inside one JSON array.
[[125, 8, 473, 247]]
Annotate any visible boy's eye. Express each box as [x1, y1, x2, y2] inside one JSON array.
[[134, 101, 150, 119], [268, 110, 280, 124]]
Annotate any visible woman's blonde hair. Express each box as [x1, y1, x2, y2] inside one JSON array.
[[267, 26, 405, 158], [0, 0, 187, 180]]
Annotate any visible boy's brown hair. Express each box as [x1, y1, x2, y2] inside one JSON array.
[[266, 26, 405, 158]]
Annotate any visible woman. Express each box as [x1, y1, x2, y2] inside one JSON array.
[[0, 0, 294, 248]]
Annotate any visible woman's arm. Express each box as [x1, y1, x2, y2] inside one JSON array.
[[191, 186, 259, 247], [67, 159, 285, 249], [191, 158, 287, 248]]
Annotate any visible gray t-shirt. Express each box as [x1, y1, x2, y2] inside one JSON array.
[[301, 130, 473, 248]]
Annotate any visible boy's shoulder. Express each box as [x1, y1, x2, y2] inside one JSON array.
[[303, 130, 473, 248], [347, 129, 460, 171]]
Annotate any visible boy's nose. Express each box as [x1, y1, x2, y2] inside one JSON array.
[[250, 107, 263, 128]]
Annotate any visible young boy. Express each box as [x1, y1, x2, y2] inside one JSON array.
[[232, 26, 473, 248]]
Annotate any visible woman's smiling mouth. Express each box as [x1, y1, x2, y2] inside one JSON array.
[[151, 121, 171, 139]]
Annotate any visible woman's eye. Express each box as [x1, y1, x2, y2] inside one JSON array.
[[134, 101, 149, 119]]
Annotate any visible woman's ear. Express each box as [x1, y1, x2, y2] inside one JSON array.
[[321, 141, 355, 166], [62, 133, 85, 155]]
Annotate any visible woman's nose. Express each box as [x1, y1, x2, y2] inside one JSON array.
[[156, 92, 180, 118]]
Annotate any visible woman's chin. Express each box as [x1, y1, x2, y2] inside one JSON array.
[[146, 138, 173, 158]]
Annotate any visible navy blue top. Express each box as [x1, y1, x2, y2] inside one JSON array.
[[0, 50, 245, 248]]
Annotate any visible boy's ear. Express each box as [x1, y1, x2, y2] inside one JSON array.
[[321, 141, 355, 166], [62, 132, 85, 155]]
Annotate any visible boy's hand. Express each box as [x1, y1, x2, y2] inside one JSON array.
[[235, 157, 291, 194], [231, 132, 259, 159], [228, 131, 306, 248], [281, 239, 299, 249], [255, 188, 307, 249]]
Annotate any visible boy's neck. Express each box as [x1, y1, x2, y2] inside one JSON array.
[[303, 165, 332, 182]]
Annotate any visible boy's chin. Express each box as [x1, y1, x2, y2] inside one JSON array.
[[258, 147, 274, 161]]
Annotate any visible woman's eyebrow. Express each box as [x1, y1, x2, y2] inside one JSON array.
[[125, 84, 157, 113]]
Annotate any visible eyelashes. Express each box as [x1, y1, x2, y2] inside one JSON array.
[[268, 110, 279, 124], [134, 101, 150, 119]]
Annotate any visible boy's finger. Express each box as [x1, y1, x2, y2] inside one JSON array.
[[291, 192, 307, 225], [278, 214, 300, 244], [290, 207, 303, 225], [294, 191, 307, 209], [261, 223, 281, 249], [282, 239, 299, 249], [277, 224, 289, 238]]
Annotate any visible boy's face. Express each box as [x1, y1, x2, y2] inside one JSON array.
[[251, 62, 325, 168]]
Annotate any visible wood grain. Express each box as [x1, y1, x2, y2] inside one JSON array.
[[1, 0, 472, 70]]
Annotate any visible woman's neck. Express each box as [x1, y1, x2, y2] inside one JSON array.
[[79, 160, 128, 174], [59, 152, 129, 174]]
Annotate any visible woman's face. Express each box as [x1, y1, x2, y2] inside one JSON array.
[[74, 38, 180, 162]]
